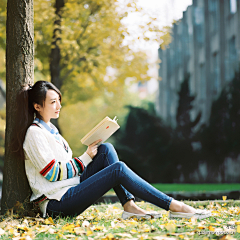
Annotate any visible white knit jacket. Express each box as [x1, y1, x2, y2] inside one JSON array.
[[23, 120, 92, 217]]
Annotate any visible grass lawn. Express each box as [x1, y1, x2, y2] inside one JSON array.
[[151, 183, 240, 192], [105, 184, 240, 195], [0, 200, 240, 239], [105, 183, 240, 195]]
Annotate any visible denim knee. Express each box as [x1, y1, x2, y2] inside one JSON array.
[[113, 161, 127, 171], [99, 142, 114, 153]]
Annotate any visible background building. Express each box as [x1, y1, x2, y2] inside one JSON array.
[[156, 0, 240, 126]]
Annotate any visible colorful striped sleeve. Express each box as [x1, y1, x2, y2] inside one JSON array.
[[40, 158, 85, 182], [73, 157, 85, 174]]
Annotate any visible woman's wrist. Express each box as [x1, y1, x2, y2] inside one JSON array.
[[79, 152, 93, 166]]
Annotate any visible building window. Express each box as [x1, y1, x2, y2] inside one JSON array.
[[189, 75, 195, 94], [208, 0, 217, 12], [194, 6, 204, 44], [209, 0, 218, 33], [194, 7, 204, 25], [196, 25, 204, 44], [229, 36, 237, 79], [230, 0, 237, 14], [209, 12, 217, 33], [229, 37, 237, 60], [211, 52, 220, 94]]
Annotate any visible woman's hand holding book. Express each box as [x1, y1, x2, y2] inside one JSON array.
[[86, 139, 102, 159]]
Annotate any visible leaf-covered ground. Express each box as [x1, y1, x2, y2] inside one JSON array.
[[0, 199, 240, 240]]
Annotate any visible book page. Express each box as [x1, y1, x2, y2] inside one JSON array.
[[81, 117, 111, 141], [81, 117, 120, 146]]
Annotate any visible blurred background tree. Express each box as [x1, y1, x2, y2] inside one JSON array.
[[199, 70, 240, 182], [33, 0, 167, 102], [172, 77, 202, 182], [114, 103, 173, 183]]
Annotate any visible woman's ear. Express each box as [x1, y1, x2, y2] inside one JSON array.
[[33, 103, 41, 112]]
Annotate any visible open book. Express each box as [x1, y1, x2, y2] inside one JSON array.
[[81, 116, 120, 146]]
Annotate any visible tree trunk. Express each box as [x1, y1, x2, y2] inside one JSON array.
[[50, 0, 64, 131], [1, 0, 34, 214]]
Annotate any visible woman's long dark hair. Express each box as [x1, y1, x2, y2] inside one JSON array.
[[13, 81, 62, 161]]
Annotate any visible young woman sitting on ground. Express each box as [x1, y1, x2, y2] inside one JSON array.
[[14, 80, 211, 220]]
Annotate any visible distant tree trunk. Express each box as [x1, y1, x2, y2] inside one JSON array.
[[1, 0, 34, 214], [50, 0, 65, 131]]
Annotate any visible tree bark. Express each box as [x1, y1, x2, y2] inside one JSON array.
[[1, 0, 34, 214], [50, 0, 64, 130]]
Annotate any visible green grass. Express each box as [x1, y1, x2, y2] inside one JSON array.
[[152, 183, 240, 192], [106, 183, 240, 195]]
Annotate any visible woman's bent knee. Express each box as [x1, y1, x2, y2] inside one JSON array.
[[99, 142, 115, 153], [114, 161, 127, 170], [103, 142, 114, 149]]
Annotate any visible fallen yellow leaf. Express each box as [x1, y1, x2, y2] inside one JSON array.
[[128, 220, 138, 225], [44, 217, 54, 225], [36, 226, 49, 233], [93, 225, 105, 231], [165, 223, 176, 233], [105, 233, 115, 239], [130, 228, 138, 233], [208, 225, 215, 231], [86, 230, 93, 236], [197, 224, 206, 229], [62, 223, 75, 232], [211, 223, 221, 226]]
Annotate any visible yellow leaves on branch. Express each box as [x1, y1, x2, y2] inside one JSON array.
[[32, 0, 171, 102], [0, 0, 171, 90]]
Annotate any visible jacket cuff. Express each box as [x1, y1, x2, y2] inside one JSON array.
[[79, 152, 92, 167]]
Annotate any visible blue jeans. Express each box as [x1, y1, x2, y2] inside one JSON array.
[[46, 143, 173, 217]]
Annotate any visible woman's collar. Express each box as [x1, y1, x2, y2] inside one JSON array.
[[34, 118, 59, 135]]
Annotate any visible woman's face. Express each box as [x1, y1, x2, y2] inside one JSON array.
[[34, 90, 61, 123]]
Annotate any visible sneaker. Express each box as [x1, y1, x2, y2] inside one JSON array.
[[145, 211, 162, 219], [169, 209, 211, 220]]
